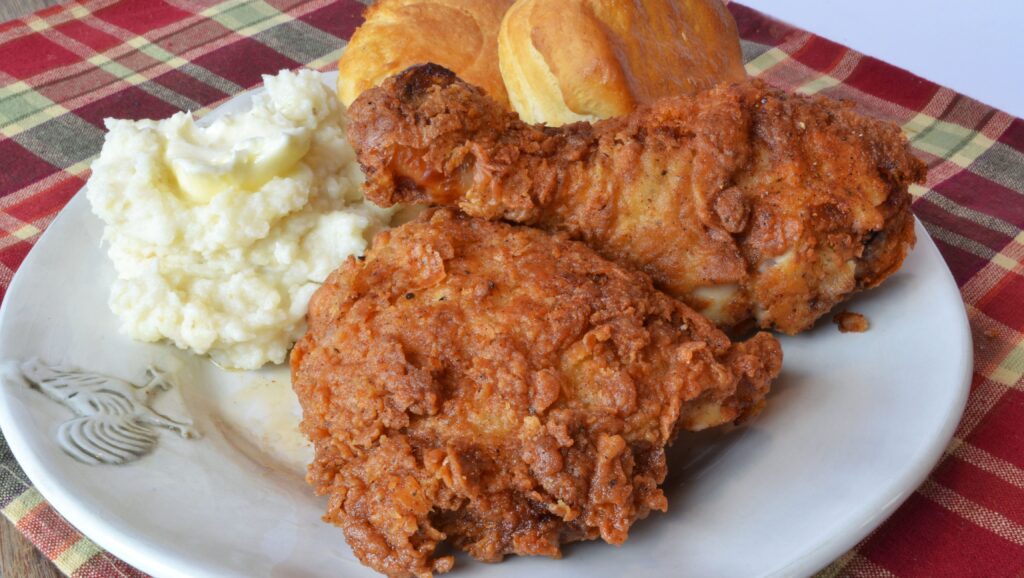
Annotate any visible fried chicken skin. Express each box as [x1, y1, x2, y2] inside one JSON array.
[[291, 209, 781, 577], [348, 64, 926, 334]]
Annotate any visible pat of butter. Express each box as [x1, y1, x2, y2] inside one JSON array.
[[164, 114, 312, 203]]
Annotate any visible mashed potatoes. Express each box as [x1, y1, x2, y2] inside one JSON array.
[[87, 69, 392, 370]]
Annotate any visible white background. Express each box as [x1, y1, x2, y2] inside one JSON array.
[[741, 0, 1024, 118]]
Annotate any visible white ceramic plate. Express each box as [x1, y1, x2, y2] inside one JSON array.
[[0, 72, 971, 578]]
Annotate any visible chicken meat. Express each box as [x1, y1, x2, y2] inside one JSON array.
[[348, 64, 925, 334], [291, 209, 782, 577]]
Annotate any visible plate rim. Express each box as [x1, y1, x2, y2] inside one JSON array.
[[781, 238, 972, 576]]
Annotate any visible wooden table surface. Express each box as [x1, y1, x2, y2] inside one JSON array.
[[2, 2, 65, 578]]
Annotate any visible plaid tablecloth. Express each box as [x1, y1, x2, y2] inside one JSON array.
[[0, 1, 1021, 576]]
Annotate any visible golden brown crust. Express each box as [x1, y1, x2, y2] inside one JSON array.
[[337, 0, 513, 108], [833, 310, 870, 333], [498, 0, 747, 125], [291, 209, 781, 577], [347, 65, 926, 334]]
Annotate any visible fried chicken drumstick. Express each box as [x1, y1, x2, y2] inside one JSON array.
[[291, 209, 781, 577], [348, 64, 926, 334]]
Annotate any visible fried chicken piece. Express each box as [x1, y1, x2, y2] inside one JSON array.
[[291, 209, 781, 577], [348, 64, 926, 334]]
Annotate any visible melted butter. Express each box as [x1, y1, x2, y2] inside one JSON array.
[[164, 113, 312, 203], [222, 374, 313, 476]]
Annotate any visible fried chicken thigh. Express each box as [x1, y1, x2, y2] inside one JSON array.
[[348, 64, 926, 334], [291, 209, 781, 577]]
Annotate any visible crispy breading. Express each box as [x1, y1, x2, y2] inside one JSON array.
[[348, 64, 925, 334], [291, 209, 781, 577], [833, 310, 869, 333]]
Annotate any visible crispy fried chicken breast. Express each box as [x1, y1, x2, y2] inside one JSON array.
[[291, 209, 781, 577]]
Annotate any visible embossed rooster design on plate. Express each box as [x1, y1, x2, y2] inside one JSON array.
[[5, 358, 198, 465]]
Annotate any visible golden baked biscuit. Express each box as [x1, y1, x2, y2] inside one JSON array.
[[337, 0, 514, 108], [499, 0, 747, 125]]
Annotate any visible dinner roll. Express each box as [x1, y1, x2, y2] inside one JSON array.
[[498, 0, 747, 125], [337, 0, 514, 108]]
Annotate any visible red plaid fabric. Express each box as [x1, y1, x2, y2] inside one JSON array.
[[0, 1, 1021, 576]]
